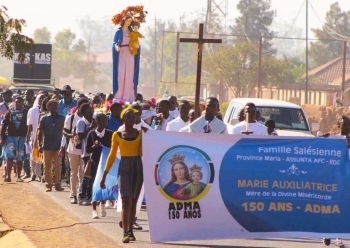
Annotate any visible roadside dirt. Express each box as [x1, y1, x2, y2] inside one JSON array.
[[0, 167, 121, 248]]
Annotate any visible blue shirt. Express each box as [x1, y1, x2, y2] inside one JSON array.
[[107, 115, 123, 131], [58, 99, 77, 117], [39, 113, 65, 150]]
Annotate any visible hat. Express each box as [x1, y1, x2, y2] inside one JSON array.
[[46, 99, 59, 109], [1, 89, 13, 95], [60, 85, 75, 93]]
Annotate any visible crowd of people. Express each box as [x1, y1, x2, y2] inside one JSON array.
[[0, 85, 346, 246]]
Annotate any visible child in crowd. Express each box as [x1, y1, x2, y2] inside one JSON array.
[[106, 102, 123, 208], [86, 113, 113, 219]]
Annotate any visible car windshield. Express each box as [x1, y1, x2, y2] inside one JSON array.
[[257, 107, 309, 131]]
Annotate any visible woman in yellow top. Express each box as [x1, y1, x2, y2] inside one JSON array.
[[100, 106, 144, 243]]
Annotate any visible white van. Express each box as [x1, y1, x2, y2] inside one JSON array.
[[224, 98, 319, 137]]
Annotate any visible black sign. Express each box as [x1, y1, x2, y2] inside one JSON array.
[[13, 44, 52, 84]]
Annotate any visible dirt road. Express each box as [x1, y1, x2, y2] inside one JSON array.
[[0, 167, 120, 248]]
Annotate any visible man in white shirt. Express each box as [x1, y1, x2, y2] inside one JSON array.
[[153, 100, 174, 131], [26, 94, 46, 180], [188, 97, 227, 134], [230, 102, 268, 136], [179, 109, 195, 132], [59, 98, 89, 204], [166, 100, 190, 132], [168, 95, 180, 119]]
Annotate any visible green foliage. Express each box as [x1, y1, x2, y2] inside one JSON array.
[[77, 16, 115, 53], [33, 27, 51, 44], [231, 0, 276, 51], [54, 29, 76, 49], [203, 42, 291, 97], [0, 6, 34, 63], [309, 2, 350, 67], [73, 39, 86, 53]]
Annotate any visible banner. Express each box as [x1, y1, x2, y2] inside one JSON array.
[[92, 146, 120, 201], [13, 44, 52, 84], [143, 131, 350, 242]]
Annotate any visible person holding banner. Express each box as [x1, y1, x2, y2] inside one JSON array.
[[230, 102, 268, 135], [117, 103, 152, 230], [100, 106, 144, 243], [321, 116, 350, 248], [188, 97, 227, 134]]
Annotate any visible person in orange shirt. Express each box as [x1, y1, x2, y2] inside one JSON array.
[[100, 105, 145, 243], [127, 21, 144, 56]]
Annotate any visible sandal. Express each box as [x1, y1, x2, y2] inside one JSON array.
[[16, 178, 23, 182], [46, 187, 52, 192], [4, 178, 11, 182]]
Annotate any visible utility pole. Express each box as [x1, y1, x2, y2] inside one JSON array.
[[154, 15, 157, 97], [305, 0, 309, 104], [174, 32, 180, 96], [257, 36, 262, 98], [342, 41, 347, 105]]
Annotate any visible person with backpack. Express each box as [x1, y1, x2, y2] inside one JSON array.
[[76, 103, 97, 205], [60, 98, 89, 204]]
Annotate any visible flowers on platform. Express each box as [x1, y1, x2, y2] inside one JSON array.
[[112, 5, 148, 25], [93, 100, 113, 115], [142, 98, 157, 110]]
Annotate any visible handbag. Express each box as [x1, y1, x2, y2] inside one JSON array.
[[83, 132, 95, 178], [72, 123, 86, 149]]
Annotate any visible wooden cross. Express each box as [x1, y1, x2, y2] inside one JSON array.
[[180, 23, 222, 118]]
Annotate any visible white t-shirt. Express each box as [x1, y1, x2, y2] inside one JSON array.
[[76, 117, 91, 158], [166, 116, 190, 132], [64, 113, 83, 155], [154, 115, 174, 131], [230, 121, 268, 136], [179, 124, 191, 133], [27, 106, 40, 141], [169, 108, 180, 119]]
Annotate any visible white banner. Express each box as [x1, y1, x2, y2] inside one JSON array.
[[142, 131, 350, 243]]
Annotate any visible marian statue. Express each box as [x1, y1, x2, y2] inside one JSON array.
[[112, 6, 147, 102]]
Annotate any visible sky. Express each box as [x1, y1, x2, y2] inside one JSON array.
[[2, 0, 350, 39]]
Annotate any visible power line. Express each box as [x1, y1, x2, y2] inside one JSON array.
[[274, 0, 305, 42], [163, 30, 343, 42], [308, 0, 350, 41]]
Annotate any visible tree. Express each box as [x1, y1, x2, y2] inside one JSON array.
[[230, 0, 276, 51], [77, 16, 115, 53], [73, 39, 86, 53], [309, 2, 350, 67], [203, 43, 290, 97], [54, 29, 76, 50], [33, 27, 51, 44], [0, 6, 34, 63]]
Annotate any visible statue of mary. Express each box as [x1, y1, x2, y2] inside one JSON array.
[[112, 14, 141, 102]]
